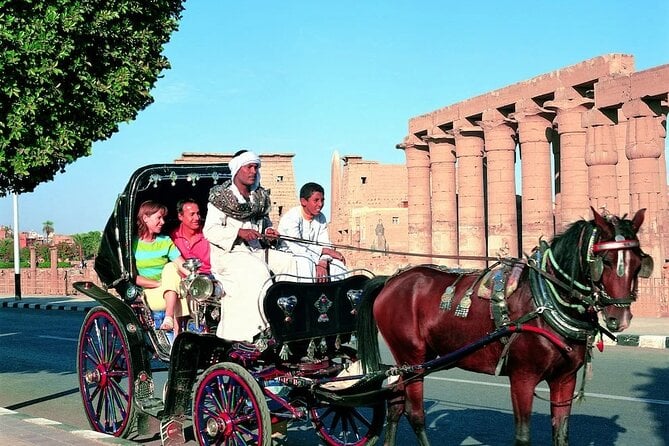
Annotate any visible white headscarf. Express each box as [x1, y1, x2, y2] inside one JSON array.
[[229, 150, 261, 191]]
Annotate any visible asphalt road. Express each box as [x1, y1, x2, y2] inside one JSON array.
[[1, 306, 668, 445]]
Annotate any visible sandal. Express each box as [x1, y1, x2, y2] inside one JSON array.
[[160, 315, 174, 331]]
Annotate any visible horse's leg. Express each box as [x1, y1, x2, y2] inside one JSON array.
[[547, 374, 577, 446], [383, 388, 404, 446], [509, 374, 539, 446], [404, 377, 430, 446]]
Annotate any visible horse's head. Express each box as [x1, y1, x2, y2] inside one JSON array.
[[588, 207, 653, 332]]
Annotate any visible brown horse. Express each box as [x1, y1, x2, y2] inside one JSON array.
[[356, 208, 651, 446]]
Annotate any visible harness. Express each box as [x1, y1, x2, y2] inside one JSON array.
[[528, 243, 599, 341]]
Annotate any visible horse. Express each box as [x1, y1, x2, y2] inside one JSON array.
[[356, 207, 652, 446]]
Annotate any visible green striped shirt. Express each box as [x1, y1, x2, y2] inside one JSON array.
[[133, 235, 181, 280]]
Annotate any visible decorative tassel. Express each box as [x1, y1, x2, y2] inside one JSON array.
[[455, 289, 473, 318], [319, 337, 327, 353], [307, 339, 316, 360], [440, 285, 455, 311], [279, 343, 291, 361], [335, 335, 342, 350]]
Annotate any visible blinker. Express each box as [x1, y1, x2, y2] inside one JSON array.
[[639, 254, 654, 278], [589, 257, 603, 282]]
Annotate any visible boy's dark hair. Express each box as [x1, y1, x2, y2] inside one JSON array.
[[300, 182, 324, 200]]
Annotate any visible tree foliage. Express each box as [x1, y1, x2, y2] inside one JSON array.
[[0, 0, 185, 195], [72, 231, 102, 259], [42, 220, 54, 241]]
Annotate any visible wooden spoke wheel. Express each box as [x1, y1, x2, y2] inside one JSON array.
[[77, 307, 136, 437], [310, 401, 385, 446], [192, 362, 271, 445]]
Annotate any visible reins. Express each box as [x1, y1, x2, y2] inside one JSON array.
[[275, 234, 501, 263], [275, 234, 600, 303]]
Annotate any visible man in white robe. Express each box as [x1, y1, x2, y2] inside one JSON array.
[[204, 150, 297, 342], [278, 182, 347, 282]]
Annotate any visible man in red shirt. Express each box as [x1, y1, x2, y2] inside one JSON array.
[[170, 198, 211, 275]]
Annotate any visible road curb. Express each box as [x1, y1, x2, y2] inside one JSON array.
[[1, 300, 94, 312], [0, 408, 139, 445], [603, 334, 669, 349]]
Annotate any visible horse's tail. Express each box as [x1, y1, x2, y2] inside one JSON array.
[[355, 275, 389, 373]]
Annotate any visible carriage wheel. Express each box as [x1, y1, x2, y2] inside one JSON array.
[[192, 362, 271, 446], [310, 402, 386, 446], [77, 307, 136, 437]]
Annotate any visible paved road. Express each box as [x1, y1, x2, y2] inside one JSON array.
[[1, 303, 668, 445]]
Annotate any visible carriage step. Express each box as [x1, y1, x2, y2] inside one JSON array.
[[135, 397, 164, 418]]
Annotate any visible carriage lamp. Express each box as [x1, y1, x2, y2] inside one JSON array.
[[187, 276, 215, 302], [124, 283, 141, 302]]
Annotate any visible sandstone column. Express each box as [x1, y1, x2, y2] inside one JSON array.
[[583, 108, 620, 215], [478, 110, 519, 258], [423, 130, 458, 263], [622, 98, 667, 279], [330, 151, 343, 244], [402, 137, 432, 262], [545, 88, 593, 230], [452, 120, 486, 268], [50, 247, 58, 294], [512, 101, 555, 253], [614, 110, 631, 214], [30, 245, 37, 294]]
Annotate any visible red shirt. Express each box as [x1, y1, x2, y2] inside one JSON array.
[[170, 226, 212, 275]]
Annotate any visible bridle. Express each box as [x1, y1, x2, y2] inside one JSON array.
[[587, 228, 654, 308], [581, 225, 653, 309]]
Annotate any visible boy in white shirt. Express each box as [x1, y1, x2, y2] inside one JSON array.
[[278, 182, 347, 282]]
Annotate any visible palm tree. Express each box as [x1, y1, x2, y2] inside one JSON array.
[[42, 220, 54, 244], [72, 233, 85, 264]]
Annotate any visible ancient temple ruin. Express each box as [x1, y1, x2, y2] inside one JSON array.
[[332, 54, 669, 316]]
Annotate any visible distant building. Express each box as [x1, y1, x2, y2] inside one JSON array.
[[174, 152, 298, 226]]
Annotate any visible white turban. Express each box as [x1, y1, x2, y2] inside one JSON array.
[[229, 150, 261, 190]]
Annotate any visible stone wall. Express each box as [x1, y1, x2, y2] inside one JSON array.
[[0, 267, 102, 296]]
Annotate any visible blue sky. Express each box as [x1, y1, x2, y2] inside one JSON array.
[[1, 1, 668, 235]]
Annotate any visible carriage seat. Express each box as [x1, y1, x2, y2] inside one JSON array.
[[262, 274, 371, 346]]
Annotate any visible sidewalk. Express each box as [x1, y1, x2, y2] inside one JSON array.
[[0, 408, 139, 446]]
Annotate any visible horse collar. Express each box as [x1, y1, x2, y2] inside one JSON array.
[[529, 246, 599, 342]]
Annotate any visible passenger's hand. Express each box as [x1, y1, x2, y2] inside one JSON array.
[[322, 248, 346, 265], [316, 259, 329, 283]]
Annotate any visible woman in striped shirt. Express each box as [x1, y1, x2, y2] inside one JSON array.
[[133, 200, 189, 333]]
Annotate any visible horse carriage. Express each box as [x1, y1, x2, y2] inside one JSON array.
[[74, 162, 653, 446]]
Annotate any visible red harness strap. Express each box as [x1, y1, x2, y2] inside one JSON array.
[[592, 239, 639, 253], [508, 324, 572, 352]]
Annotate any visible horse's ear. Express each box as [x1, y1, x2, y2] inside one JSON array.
[[631, 208, 646, 232], [591, 206, 614, 239]]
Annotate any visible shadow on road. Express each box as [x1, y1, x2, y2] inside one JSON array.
[[634, 365, 669, 446]]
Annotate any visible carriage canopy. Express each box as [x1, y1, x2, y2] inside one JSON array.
[[94, 163, 231, 292]]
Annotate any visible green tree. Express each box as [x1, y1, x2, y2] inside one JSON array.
[[56, 240, 77, 263], [0, 0, 185, 195], [72, 231, 102, 259], [42, 220, 54, 243], [0, 238, 12, 263]]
